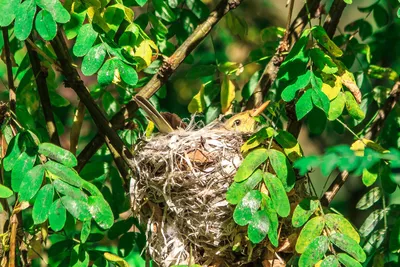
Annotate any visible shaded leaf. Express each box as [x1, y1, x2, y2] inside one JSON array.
[[45, 161, 83, 188], [73, 23, 98, 57], [11, 151, 36, 192], [281, 70, 311, 102], [3, 133, 23, 172], [32, 184, 54, 224], [81, 220, 91, 243], [275, 130, 302, 162], [35, 9, 57, 41], [337, 253, 362, 267], [88, 196, 114, 229], [19, 165, 45, 201], [310, 48, 338, 74], [295, 90, 313, 120], [356, 187, 382, 210], [48, 199, 67, 231], [312, 26, 343, 57]]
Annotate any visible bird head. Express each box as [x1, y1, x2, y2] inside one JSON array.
[[223, 100, 270, 133]]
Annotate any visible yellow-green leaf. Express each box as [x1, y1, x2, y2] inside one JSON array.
[[221, 75, 235, 114], [104, 252, 130, 267], [312, 26, 343, 57], [234, 148, 268, 182], [325, 213, 360, 243], [296, 216, 325, 253], [188, 85, 205, 113], [134, 40, 154, 71], [275, 130, 302, 162], [322, 74, 342, 100], [328, 92, 346, 121], [345, 91, 365, 120]]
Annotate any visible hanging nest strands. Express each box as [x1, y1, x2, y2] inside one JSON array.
[[130, 121, 308, 266]]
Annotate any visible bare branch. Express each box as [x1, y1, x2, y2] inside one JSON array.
[[76, 0, 245, 172], [323, 0, 346, 38], [26, 38, 61, 146], [2, 28, 16, 116]]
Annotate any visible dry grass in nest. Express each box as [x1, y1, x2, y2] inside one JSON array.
[[130, 122, 309, 267]]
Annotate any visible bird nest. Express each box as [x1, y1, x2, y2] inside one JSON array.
[[130, 122, 307, 266]]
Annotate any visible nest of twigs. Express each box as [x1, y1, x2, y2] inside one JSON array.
[[130, 121, 308, 266]]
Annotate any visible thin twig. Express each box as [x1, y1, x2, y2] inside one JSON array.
[[8, 214, 18, 267], [50, 30, 135, 185], [321, 81, 400, 206], [76, 0, 245, 172], [26, 37, 61, 146], [70, 101, 85, 155]]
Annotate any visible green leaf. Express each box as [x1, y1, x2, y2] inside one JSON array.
[[343, 0, 352, 3], [0, 184, 13, 198], [35, 9, 57, 41], [274, 130, 302, 162], [47, 1, 70, 23], [264, 196, 279, 247], [329, 232, 366, 262], [39, 143, 77, 168], [220, 75, 235, 114], [242, 70, 261, 101], [53, 179, 87, 201], [268, 149, 295, 192], [263, 172, 290, 217], [226, 169, 263, 205], [11, 151, 36, 192], [389, 219, 400, 252], [373, 5, 389, 27], [0, 0, 19, 26], [48, 199, 67, 231], [363, 229, 386, 255], [380, 161, 396, 193], [292, 198, 319, 227], [311, 89, 330, 114], [3, 133, 23, 172], [18, 165, 45, 201], [321, 255, 340, 267], [281, 70, 311, 102], [35, 0, 57, 10], [248, 209, 270, 244], [295, 90, 313, 120], [70, 244, 90, 267], [81, 43, 107, 76], [310, 48, 338, 74], [186, 0, 209, 20], [344, 91, 365, 120], [337, 253, 362, 267], [153, 0, 177, 22], [118, 23, 139, 47], [359, 209, 385, 237], [73, 23, 98, 57], [295, 216, 325, 253], [88, 196, 114, 229], [136, 0, 148, 7], [81, 220, 91, 243], [14, 0, 36, 40], [311, 26, 343, 57], [98, 58, 117, 86], [32, 184, 54, 224], [359, 20, 372, 41], [44, 161, 83, 188], [61, 196, 91, 221], [234, 148, 268, 182], [298, 236, 329, 267], [328, 92, 346, 121], [116, 60, 138, 86], [356, 187, 382, 210], [324, 213, 360, 243], [233, 190, 262, 226], [102, 91, 120, 117]]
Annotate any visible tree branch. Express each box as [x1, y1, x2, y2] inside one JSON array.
[[321, 81, 400, 206], [323, 0, 346, 38], [26, 38, 61, 146], [2, 28, 16, 117], [76, 0, 245, 172], [50, 30, 135, 181]]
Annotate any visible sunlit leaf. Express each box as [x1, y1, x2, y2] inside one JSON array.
[[248, 209, 270, 244], [328, 92, 346, 121], [39, 143, 77, 167], [234, 148, 268, 182], [311, 26, 343, 57], [88, 196, 114, 229], [82, 43, 107, 76], [73, 23, 98, 57], [268, 149, 295, 191], [11, 151, 36, 192], [275, 130, 302, 161], [344, 91, 365, 120], [233, 190, 262, 226], [295, 90, 313, 120], [19, 165, 45, 201], [35, 9, 57, 41], [61, 196, 91, 221], [48, 199, 67, 231], [227, 169, 263, 205], [292, 198, 319, 227], [0, 185, 13, 198], [325, 213, 360, 243], [221, 75, 236, 114], [329, 232, 366, 262], [3, 133, 23, 172], [298, 236, 329, 267], [14, 0, 36, 40], [295, 216, 325, 253], [263, 172, 290, 217]]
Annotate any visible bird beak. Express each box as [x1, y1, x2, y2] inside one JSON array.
[[250, 100, 270, 117]]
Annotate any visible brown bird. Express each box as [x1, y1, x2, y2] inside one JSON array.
[[134, 95, 270, 134]]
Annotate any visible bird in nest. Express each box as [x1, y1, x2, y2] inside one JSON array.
[[134, 95, 270, 134]]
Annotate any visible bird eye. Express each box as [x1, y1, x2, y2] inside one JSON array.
[[234, 119, 241, 126]]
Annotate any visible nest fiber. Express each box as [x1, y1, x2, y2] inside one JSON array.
[[130, 121, 265, 266]]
